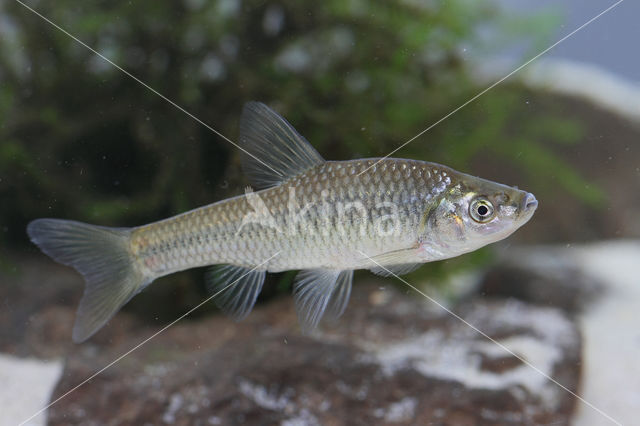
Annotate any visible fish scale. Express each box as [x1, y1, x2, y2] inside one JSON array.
[[130, 158, 448, 277]]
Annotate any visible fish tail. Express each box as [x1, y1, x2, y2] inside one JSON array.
[[27, 218, 151, 342]]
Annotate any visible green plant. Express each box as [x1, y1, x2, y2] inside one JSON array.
[[0, 0, 600, 298]]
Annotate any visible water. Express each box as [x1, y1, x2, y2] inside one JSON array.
[[0, 1, 638, 425]]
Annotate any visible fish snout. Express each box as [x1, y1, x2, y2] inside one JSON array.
[[521, 192, 538, 212]]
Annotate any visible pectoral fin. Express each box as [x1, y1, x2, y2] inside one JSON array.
[[293, 269, 353, 333], [239, 102, 325, 189], [369, 263, 422, 277], [362, 248, 423, 277], [205, 264, 266, 321]]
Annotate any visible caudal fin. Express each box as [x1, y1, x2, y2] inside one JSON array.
[[27, 218, 150, 342]]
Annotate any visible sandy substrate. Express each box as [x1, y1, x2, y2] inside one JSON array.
[[0, 354, 63, 426], [570, 241, 640, 426]]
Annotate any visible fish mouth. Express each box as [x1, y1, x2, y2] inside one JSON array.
[[519, 192, 538, 222], [521, 192, 538, 211]]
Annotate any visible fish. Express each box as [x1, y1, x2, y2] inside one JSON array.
[[27, 102, 538, 342]]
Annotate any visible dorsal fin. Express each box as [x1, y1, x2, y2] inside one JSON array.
[[239, 102, 325, 189]]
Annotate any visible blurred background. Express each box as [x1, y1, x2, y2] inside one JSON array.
[[0, 0, 638, 425]]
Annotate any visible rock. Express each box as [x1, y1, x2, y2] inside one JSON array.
[[47, 283, 582, 425], [465, 79, 640, 244], [478, 247, 604, 315], [477, 241, 640, 425], [0, 256, 82, 359]]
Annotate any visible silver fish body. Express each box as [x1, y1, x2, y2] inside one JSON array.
[[27, 102, 537, 342], [132, 159, 534, 275]]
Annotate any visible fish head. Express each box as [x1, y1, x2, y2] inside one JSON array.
[[419, 171, 538, 258]]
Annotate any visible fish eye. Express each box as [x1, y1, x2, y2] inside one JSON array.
[[469, 197, 495, 223]]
